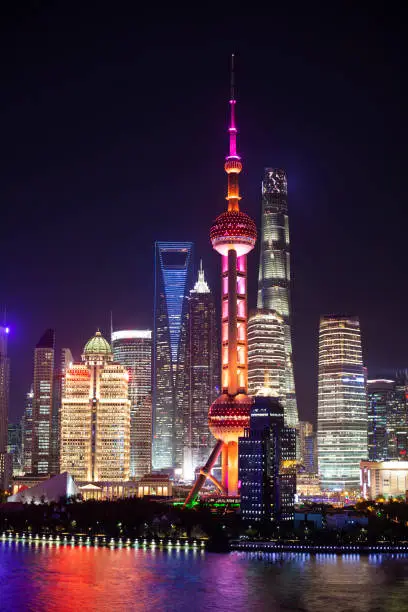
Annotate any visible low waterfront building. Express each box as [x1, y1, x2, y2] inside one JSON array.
[[360, 460, 408, 499]]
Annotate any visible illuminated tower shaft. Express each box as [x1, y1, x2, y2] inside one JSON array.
[[185, 57, 256, 505]]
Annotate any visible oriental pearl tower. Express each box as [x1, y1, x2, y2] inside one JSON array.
[[185, 57, 257, 505]]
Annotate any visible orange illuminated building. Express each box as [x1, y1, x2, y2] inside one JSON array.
[[185, 57, 256, 505]]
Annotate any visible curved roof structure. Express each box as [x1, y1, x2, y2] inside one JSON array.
[[83, 330, 111, 356]]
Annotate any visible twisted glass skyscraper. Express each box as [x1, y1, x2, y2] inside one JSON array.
[[317, 316, 367, 491], [153, 242, 194, 471], [256, 169, 298, 427]]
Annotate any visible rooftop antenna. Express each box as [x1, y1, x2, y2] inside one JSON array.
[[110, 310, 113, 343]]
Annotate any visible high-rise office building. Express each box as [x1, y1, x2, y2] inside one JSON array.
[[0, 324, 10, 489], [22, 385, 34, 474], [367, 379, 395, 461], [239, 395, 296, 526], [183, 263, 219, 479], [31, 329, 55, 475], [112, 330, 152, 479], [60, 331, 130, 482], [256, 169, 298, 427], [153, 241, 194, 471], [317, 316, 367, 491], [393, 371, 408, 458], [184, 57, 257, 505], [299, 421, 317, 474], [8, 421, 23, 476], [248, 309, 286, 400], [51, 348, 73, 475]]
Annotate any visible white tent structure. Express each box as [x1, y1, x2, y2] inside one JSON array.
[[8, 472, 79, 504]]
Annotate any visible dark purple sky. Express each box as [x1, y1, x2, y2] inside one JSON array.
[[1, 5, 407, 423]]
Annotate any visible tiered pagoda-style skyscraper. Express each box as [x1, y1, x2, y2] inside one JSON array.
[[183, 263, 219, 480], [185, 56, 257, 505], [255, 169, 298, 427]]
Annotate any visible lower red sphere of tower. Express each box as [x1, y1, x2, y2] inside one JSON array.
[[208, 393, 253, 443]]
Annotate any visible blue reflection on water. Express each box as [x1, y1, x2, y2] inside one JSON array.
[[1, 543, 408, 611]]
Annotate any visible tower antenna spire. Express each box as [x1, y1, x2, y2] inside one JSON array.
[[230, 53, 235, 101]]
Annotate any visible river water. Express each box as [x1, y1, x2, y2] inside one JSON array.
[[0, 543, 407, 611]]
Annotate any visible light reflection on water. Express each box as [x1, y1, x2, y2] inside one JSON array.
[[0, 543, 408, 611]]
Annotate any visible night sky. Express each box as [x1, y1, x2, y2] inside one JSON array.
[[1, 5, 407, 424]]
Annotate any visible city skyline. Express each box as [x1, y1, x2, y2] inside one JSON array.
[[1, 9, 407, 429]]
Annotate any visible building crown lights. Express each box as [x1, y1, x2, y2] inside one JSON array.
[[190, 261, 210, 294], [112, 330, 152, 341]]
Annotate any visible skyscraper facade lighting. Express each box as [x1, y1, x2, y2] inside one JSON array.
[[239, 396, 296, 525], [0, 324, 10, 489], [256, 169, 298, 427], [367, 379, 395, 461], [112, 329, 152, 479], [184, 263, 219, 479], [60, 331, 131, 482], [51, 348, 73, 475], [153, 241, 194, 471], [23, 385, 34, 474], [248, 309, 286, 400], [31, 329, 55, 475], [317, 316, 367, 491]]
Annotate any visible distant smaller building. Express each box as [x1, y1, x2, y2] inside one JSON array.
[[360, 460, 408, 499], [296, 472, 321, 497], [238, 395, 296, 526], [138, 474, 172, 498], [8, 422, 23, 476]]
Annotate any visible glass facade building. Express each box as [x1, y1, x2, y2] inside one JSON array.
[[367, 379, 395, 461], [51, 348, 73, 475], [31, 329, 55, 475], [0, 324, 10, 489], [317, 316, 367, 491], [256, 169, 298, 427], [248, 309, 286, 400], [239, 395, 296, 526], [22, 385, 34, 474], [153, 242, 193, 471], [183, 263, 219, 480], [112, 330, 152, 479]]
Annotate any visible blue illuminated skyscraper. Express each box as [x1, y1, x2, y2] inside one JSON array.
[[153, 242, 194, 471]]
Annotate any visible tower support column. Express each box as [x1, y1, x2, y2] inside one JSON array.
[[228, 249, 238, 395]]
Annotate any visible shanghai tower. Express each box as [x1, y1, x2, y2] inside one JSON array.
[[256, 169, 298, 427]]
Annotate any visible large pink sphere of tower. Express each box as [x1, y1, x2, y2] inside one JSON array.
[[210, 210, 257, 257]]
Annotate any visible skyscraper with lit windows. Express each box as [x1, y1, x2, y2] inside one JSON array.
[[31, 329, 55, 475], [183, 263, 219, 479], [112, 330, 152, 479], [256, 169, 298, 427], [248, 309, 286, 400], [51, 348, 73, 475], [22, 385, 33, 474], [317, 316, 367, 490], [0, 324, 10, 489], [153, 242, 194, 471], [239, 395, 296, 525], [60, 331, 130, 482]]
